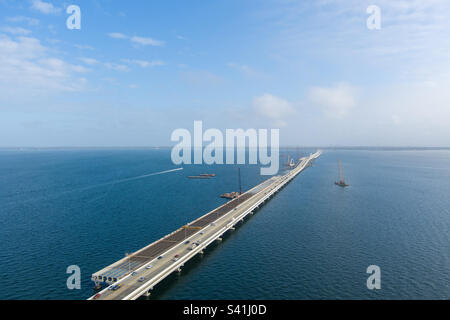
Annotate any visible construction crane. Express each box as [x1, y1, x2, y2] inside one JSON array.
[[335, 159, 349, 187], [284, 153, 294, 169], [238, 167, 242, 195], [289, 158, 296, 168], [220, 168, 243, 199]]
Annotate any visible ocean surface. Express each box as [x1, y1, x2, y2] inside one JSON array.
[[0, 148, 448, 300]]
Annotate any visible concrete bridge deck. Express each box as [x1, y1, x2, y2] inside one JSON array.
[[89, 151, 321, 300]]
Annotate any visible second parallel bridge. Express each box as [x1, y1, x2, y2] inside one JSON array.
[[89, 150, 322, 300]]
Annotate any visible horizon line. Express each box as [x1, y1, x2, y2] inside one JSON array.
[[1, 146, 449, 150]]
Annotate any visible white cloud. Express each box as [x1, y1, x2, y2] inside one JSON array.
[[391, 114, 402, 125], [371, 81, 450, 132], [108, 32, 127, 39], [1, 27, 32, 35], [108, 33, 165, 47], [30, 0, 61, 15], [148, 60, 164, 67], [270, 0, 450, 83], [257, 0, 450, 145], [130, 36, 164, 47], [38, 58, 89, 74], [6, 16, 40, 26], [122, 59, 164, 68], [0, 35, 87, 93], [74, 44, 94, 50], [308, 83, 358, 118], [104, 62, 130, 72], [78, 57, 99, 65], [252, 93, 296, 127], [70, 64, 91, 73], [227, 62, 266, 79], [81, 57, 164, 71], [180, 70, 223, 87]]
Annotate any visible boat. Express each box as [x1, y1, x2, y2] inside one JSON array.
[[220, 192, 240, 199], [335, 159, 349, 187], [188, 173, 216, 179]]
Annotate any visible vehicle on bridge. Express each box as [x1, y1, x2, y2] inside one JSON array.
[[109, 284, 121, 291]]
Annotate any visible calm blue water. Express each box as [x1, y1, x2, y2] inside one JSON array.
[[0, 149, 448, 300]]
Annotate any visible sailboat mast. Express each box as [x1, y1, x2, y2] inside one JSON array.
[[339, 159, 344, 182]]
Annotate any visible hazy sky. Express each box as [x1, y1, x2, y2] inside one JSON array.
[[0, 0, 449, 147]]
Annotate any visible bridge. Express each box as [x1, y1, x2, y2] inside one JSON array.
[[89, 150, 322, 300]]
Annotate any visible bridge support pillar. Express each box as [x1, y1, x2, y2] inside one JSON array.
[[177, 267, 182, 274], [145, 290, 151, 297], [217, 237, 223, 242]]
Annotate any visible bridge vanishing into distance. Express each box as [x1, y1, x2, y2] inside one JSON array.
[[89, 150, 322, 300]]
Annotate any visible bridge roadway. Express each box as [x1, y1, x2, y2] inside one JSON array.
[[89, 151, 321, 300]]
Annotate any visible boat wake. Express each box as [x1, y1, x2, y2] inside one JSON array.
[[108, 167, 184, 185], [5, 167, 184, 207]]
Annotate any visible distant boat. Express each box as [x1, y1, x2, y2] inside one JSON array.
[[335, 159, 349, 187], [188, 176, 210, 179], [188, 173, 215, 179], [220, 192, 240, 199]]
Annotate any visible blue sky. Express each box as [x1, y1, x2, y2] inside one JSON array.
[[1, 0, 450, 147]]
